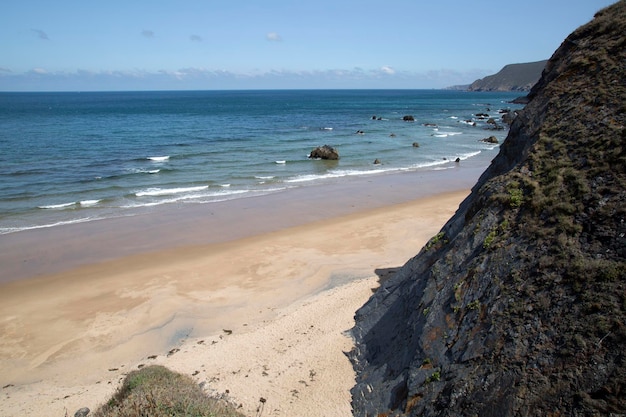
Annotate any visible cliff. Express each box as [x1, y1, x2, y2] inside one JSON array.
[[350, 2, 626, 416], [467, 60, 547, 92]]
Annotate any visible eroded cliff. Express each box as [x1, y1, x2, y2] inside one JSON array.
[[350, 2, 626, 416]]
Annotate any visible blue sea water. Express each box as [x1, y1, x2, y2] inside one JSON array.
[[0, 90, 523, 234]]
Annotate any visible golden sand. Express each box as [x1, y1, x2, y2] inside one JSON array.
[[0, 190, 467, 417]]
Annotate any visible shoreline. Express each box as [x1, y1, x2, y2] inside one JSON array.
[[0, 168, 477, 416], [0, 164, 483, 284]]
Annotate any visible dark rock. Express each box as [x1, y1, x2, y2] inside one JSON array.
[[309, 145, 339, 160], [455, 157, 461, 163], [403, 115, 415, 122], [511, 95, 530, 104], [501, 110, 518, 125], [351, 3, 626, 416], [373, 159, 381, 165], [486, 117, 497, 125], [480, 135, 499, 144], [412, 142, 420, 148], [74, 407, 90, 417]]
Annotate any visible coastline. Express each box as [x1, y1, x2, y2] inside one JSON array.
[[0, 167, 476, 416], [0, 163, 484, 284]]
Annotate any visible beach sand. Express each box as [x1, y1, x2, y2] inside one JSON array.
[[0, 183, 469, 416]]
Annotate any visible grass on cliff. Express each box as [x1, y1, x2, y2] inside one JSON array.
[[93, 365, 245, 417]]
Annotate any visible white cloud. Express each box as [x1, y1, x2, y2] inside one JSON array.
[[31, 68, 48, 74], [266, 32, 282, 42], [380, 66, 395, 75]]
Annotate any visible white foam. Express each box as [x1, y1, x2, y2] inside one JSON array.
[[39, 202, 76, 209], [122, 188, 277, 208], [456, 151, 482, 161], [0, 217, 96, 234], [286, 168, 386, 183], [275, 160, 286, 164], [79, 199, 100, 206], [255, 175, 275, 180], [147, 156, 170, 162], [136, 185, 209, 197]]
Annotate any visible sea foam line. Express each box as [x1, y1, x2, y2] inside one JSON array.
[[0, 217, 97, 235], [39, 202, 76, 209], [135, 185, 209, 197]]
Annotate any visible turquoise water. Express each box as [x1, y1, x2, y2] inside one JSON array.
[[0, 90, 523, 234]]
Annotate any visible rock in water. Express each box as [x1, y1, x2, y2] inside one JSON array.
[[350, 2, 626, 416], [308, 145, 339, 160]]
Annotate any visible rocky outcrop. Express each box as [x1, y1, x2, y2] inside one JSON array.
[[350, 2, 626, 416], [309, 145, 339, 160], [468, 60, 548, 92], [480, 135, 499, 144]]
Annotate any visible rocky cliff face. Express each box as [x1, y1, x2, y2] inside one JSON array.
[[468, 60, 548, 92], [350, 2, 626, 416]]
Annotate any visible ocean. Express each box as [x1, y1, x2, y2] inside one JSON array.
[[0, 89, 523, 235]]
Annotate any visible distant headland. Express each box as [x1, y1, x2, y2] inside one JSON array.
[[448, 59, 548, 92]]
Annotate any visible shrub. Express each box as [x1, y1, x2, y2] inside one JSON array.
[[93, 365, 245, 417]]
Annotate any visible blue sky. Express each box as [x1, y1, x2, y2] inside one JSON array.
[[0, 0, 617, 91]]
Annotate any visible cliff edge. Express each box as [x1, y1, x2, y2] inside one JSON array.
[[467, 60, 547, 92], [350, 2, 626, 416]]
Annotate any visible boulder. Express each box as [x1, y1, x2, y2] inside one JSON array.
[[373, 159, 381, 165], [309, 145, 339, 160], [481, 135, 499, 144], [403, 115, 415, 122], [412, 142, 420, 148]]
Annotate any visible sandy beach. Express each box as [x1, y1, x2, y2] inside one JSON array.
[[0, 172, 470, 416]]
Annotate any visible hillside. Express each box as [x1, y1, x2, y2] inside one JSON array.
[[467, 60, 547, 92], [350, 1, 625, 416]]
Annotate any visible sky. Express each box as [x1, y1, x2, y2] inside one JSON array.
[[0, 0, 618, 91]]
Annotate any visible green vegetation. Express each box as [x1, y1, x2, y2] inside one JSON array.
[[483, 229, 498, 249], [425, 232, 447, 251], [93, 365, 245, 417], [426, 371, 441, 383], [467, 300, 481, 311], [507, 182, 524, 208]]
